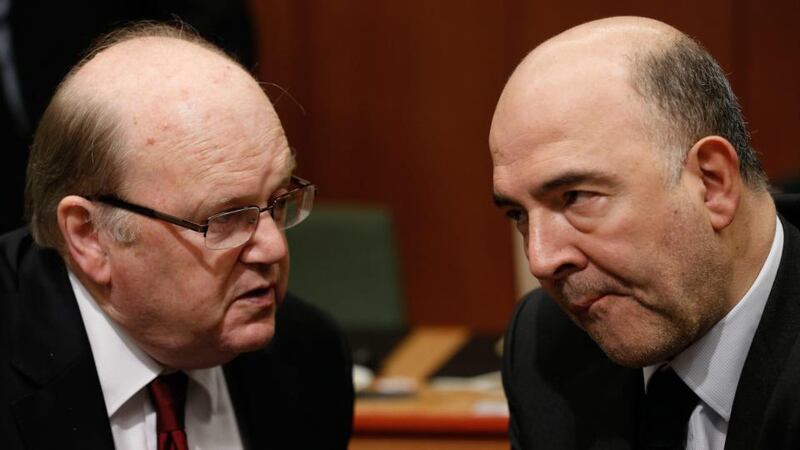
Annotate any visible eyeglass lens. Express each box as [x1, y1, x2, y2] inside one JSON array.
[[205, 187, 314, 250]]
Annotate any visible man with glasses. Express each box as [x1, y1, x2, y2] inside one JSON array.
[[492, 17, 800, 449], [0, 23, 353, 449]]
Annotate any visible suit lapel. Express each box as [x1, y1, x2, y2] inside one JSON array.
[[224, 350, 282, 450], [222, 360, 255, 450], [9, 240, 113, 449], [726, 216, 800, 450], [224, 343, 303, 450]]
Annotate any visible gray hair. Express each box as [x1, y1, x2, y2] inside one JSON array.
[[630, 34, 768, 190]]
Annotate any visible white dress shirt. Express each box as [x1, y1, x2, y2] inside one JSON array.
[[69, 271, 245, 450], [643, 218, 784, 450]]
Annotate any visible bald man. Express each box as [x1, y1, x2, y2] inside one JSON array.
[[0, 24, 353, 449], [491, 17, 800, 450]]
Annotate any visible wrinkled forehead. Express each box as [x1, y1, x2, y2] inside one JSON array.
[[124, 99, 292, 199]]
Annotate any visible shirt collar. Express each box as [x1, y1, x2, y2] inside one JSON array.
[[69, 271, 222, 416], [644, 217, 783, 421]]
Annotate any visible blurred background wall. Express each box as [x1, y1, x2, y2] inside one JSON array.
[[2, 1, 797, 334], [250, 0, 800, 332]]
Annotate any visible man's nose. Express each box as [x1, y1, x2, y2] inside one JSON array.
[[240, 215, 288, 264], [526, 212, 587, 281]]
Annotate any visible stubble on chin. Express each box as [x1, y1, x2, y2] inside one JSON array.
[[570, 265, 727, 368], [550, 280, 682, 367], [569, 217, 729, 368], [583, 299, 699, 368]]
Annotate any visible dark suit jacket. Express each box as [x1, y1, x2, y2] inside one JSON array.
[[503, 194, 800, 449], [0, 228, 354, 449]]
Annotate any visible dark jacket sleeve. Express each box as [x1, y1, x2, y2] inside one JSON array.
[[502, 289, 641, 450], [271, 293, 355, 447], [224, 293, 355, 449], [503, 292, 531, 450]]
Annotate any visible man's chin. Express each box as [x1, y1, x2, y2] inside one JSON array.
[[225, 322, 276, 354], [591, 331, 687, 368], [600, 346, 667, 368]]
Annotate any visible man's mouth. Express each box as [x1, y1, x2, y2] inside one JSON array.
[[566, 294, 605, 315], [564, 291, 629, 317], [235, 285, 275, 307]]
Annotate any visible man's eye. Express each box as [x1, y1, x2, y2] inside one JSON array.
[[270, 188, 289, 200], [564, 190, 595, 207], [215, 214, 232, 224], [505, 208, 526, 223]]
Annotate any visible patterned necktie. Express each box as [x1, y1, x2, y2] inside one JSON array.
[[148, 372, 189, 450], [639, 366, 699, 449]]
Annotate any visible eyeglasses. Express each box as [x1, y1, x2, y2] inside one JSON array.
[[89, 175, 316, 250]]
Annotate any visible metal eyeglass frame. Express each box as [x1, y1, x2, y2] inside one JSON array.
[[87, 175, 316, 248]]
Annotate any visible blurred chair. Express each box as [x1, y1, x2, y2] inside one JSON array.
[[286, 203, 405, 333]]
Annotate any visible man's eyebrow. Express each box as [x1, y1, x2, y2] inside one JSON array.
[[493, 170, 619, 208], [493, 193, 518, 208], [534, 170, 618, 197]]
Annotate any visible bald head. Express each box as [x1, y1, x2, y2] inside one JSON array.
[[491, 16, 766, 189], [26, 24, 291, 249], [512, 16, 676, 78], [74, 34, 281, 152]]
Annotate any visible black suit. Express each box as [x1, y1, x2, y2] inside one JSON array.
[[0, 228, 354, 449], [503, 194, 800, 449]]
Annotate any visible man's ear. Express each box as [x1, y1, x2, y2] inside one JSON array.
[[684, 136, 741, 231], [57, 196, 112, 285]]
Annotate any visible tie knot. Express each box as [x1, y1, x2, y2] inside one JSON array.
[[148, 371, 188, 433], [640, 366, 699, 449]]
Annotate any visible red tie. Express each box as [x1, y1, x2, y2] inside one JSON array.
[[148, 372, 189, 450]]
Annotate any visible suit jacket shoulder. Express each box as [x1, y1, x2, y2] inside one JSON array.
[[503, 289, 641, 449], [726, 208, 800, 449], [225, 293, 355, 449], [0, 228, 113, 450]]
